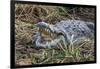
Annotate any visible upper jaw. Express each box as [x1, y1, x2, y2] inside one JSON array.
[[36, 22, 63, 37]]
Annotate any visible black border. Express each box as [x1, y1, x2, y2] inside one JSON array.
[[10, 0, 97, 68]]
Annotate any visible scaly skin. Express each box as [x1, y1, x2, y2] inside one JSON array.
[[33, 20, 94, 48]]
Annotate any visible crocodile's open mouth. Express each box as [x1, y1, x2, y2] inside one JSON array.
[[38, 27, 56, 41], [34, 22, 65, 48]]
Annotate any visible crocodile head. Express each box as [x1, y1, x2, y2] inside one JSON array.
[[36, 21, 63, 39], [33, 21, 65, 48]]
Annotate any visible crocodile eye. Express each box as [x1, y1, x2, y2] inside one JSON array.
[[57, 33, 63, 36]]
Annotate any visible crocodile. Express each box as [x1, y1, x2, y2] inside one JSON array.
[[33, 20, 94, 48]]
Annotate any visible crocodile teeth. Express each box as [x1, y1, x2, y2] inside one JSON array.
[[51, 33, 53, 37], [47, 29, 49, 32], [47, 29, 48, 32], [45, 28, 47, 32], [37, 27, 39, 31]]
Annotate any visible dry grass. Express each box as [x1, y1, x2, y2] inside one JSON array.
[[15, 4, 95, 66]]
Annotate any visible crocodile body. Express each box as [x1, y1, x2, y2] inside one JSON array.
[[33, 20, 94, 48]]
